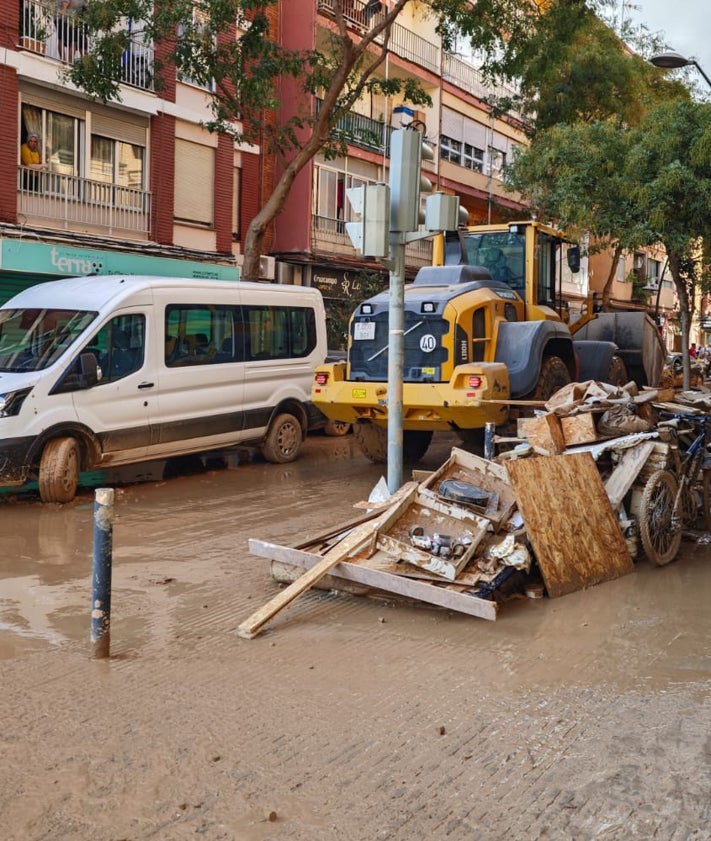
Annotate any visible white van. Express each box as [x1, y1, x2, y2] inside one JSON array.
[[0, 275, 328, 502]]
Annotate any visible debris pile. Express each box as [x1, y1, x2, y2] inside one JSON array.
[[240, 379, 711, 637]]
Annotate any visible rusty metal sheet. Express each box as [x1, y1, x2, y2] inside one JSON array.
[[505, 453, 633, 598]]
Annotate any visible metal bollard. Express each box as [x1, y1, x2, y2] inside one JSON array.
[[91, 487, 114, 659], [484, 422, 496, 461]]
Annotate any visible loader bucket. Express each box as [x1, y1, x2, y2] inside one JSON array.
[[570, 311, 665, 388]]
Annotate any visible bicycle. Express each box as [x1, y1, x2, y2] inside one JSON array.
[[638, 411, 711, 566]]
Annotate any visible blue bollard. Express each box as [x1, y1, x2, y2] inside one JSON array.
[[91, 487, 114, 658]]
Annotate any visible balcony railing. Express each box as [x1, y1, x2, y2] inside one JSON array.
[[18, 167, 151, 237], [442, 54, 524, 122], [19, 0, 154, 91], [317, 0, 440, 73]]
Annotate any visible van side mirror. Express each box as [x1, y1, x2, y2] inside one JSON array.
[[567, 246, 581, 274], [79, 352, 99, 387]]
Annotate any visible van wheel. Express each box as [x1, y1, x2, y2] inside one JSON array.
[[403, 430, 433, 462], [324, 418, 351, 437], [354, 422, 387, 463], [39, 437, 80, 503], [261, 413, 303, 463]]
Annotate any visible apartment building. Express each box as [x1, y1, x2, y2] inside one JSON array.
[[271, 0, 531, 308], [0, 0, 259, 303]]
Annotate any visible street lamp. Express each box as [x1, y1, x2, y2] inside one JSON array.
[[650, 51, 711, 90]]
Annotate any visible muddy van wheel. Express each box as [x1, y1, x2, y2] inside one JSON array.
[[261, 413, 303, 463], [39, 437, 80, 503], [354, 422, 387, 463]]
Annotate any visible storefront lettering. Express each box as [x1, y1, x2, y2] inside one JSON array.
[[50, 248, 104, 275]]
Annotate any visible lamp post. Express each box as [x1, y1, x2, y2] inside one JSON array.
[[650, 51, 711, 90]]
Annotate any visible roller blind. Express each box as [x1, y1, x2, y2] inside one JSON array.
[[174, 138, 214, 225]]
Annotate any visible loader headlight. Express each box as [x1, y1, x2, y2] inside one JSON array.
[[0, 387, 31, 417]]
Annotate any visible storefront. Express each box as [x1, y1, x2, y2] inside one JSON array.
[[0, 238, 239, 304]]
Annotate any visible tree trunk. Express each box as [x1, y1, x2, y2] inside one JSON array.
[[669, 254, 692, 391], [601, 241, 623, 312]]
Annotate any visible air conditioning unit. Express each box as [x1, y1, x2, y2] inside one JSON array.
[[259, 255, 276, 280]]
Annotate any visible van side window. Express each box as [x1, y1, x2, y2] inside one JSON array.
[[88, 314, 145, 382], [165, 304, 242, 366], [243, 305, 317, 360]]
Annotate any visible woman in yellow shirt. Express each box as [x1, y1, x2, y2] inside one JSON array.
[[20, 132, 46, 191]]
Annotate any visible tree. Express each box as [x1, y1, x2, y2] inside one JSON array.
[[626, 100, 711, 387], [67, 0, 595, 280], [506, 120, 649, 310]]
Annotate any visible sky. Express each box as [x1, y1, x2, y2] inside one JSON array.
[[625, 0, 711, 90]]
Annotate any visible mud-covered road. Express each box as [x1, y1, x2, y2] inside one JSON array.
[[1, 431, 711, 840]]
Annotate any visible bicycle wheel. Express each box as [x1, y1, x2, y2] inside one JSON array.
[[638, 469, 682, 566]]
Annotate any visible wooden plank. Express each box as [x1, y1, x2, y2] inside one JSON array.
[[238, 485, 418, 638], [519, 413, 565, 455], [604, 441, 656, 508], [505, 453, 633, 598], [561, 412, 598, 446], [249, 540, 498, 621]]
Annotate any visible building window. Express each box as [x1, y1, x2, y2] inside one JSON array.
[[22, 104, 83, 178], [488, 147, 506, 179], [177, 8, 216, 92], [440, 135, 462, 165], [90, 136, 144, 188], [314, 166, 367, 234], [462, 143, 484, 173], [174, 139, 215, 226]]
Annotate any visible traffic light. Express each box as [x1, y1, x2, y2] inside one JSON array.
[[345, 182, 390, 257], [389, 127, 434, 232]]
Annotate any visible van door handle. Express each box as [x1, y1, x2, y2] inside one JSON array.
[[138, 381, 154, 389]]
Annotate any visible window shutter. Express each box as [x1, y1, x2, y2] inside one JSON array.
[[174, 139, 214, 225]]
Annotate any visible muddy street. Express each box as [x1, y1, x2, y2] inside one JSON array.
[[1, 431, 711, 840]]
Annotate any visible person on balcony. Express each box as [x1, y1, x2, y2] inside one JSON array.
[[55, 0, 87, 62], [20, 132, 47, 191]]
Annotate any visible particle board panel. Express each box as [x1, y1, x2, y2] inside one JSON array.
[[505, 453, 633, 598]]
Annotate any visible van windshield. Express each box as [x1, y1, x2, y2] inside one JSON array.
[[0, 308, 97, 372]]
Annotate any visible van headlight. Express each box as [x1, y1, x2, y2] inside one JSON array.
[[0, 388, 31, 417]]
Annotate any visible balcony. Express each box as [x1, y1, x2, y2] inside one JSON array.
[[19, 0, 154, 92], [317, 0, 440, 73], [18, 166, 151, 237], [442, 54, 524, 122], [321, 102, 392, 154]]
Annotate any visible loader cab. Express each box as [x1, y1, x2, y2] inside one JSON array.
[[437, 221, 580, 323]]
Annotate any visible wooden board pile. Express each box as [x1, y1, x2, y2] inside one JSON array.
[[239, 381, 711, 638]]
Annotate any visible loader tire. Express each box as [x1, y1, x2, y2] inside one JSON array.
[[530, 356, 571, 402], [606, 355, 628, 388], [353, 422, 388, 463], [402, 430, 433, 462]]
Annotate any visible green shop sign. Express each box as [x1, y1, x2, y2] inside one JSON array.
[[0, 239, 239, 281]]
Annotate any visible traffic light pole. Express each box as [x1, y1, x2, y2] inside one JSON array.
[[386, 235, 406, 494], [344, 127, 463, 495]]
